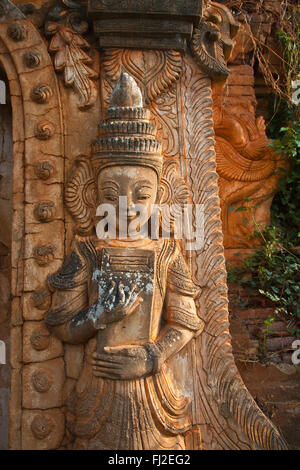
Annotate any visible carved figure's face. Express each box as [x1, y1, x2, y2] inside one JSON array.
[[97, 165, 160, 236]]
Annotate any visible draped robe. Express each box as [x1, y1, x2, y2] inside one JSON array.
[[45, 236, 203, 450]]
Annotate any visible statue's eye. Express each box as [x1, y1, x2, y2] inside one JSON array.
[[136, 193, 151, 200], [135, 185, 152, 200], [102, 191, 118, 202]]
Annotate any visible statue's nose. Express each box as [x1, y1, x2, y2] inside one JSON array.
[[127, 201, 136, 216], [127, 191, 134, 207]]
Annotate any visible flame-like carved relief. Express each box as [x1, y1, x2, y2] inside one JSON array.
[[161, 160, 189, 206], [102, 49, 182, 104], [65, 157, 97, 235], [160, 160, 189, 234], [7, 21, 27, 41]]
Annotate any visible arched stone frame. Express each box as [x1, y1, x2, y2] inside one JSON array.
[[0, 9, 65, 449]]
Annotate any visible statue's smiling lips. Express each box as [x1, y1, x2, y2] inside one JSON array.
[[118, 213, 138, 222]]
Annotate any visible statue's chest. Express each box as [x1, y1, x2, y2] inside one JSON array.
[[94, 247, 163, 349]]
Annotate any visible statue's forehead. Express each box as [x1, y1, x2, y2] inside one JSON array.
[[98, 166, 157, 179]]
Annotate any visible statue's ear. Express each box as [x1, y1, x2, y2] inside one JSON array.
[[157, 185, 164, 204], [159, 160, 189, 234], [65, 156, 97, 235], [160, 160, 189, 207]]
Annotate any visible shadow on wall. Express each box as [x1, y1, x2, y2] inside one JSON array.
[[0, 68, 12, 450]]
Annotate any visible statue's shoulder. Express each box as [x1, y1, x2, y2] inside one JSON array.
[[156, 239, 188, 264], [155, 238, 177, 262], [166, 241, 200, 298], [47, 235, 95, 291]]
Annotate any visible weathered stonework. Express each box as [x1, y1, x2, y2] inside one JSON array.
[[212, 72, 286, 252], [0, 0, 296, 451]]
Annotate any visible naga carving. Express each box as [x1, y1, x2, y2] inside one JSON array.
[[191, 1, 239, 79], [213, 80, 286, 249]]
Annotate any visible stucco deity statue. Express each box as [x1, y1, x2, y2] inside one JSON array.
[[0, 0, 289, 451], [212, 82, 286, 249], [45, 73, 203, 450], [43, 70, 287, 451]]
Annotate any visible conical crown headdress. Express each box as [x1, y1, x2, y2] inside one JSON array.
[[91, 73, 163, 177]]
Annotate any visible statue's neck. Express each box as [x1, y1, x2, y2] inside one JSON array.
[[94, 237, 155, 249]]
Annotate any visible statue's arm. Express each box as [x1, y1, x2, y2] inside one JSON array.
[[146, 247, 204, 372], [45, 299, 100, 345], [147, 289, 203, 373], [91, 246, 203, 380], [44, 248, 99, 345], [92, 263, 203, 380]]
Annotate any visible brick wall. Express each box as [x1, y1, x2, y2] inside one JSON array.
[[229, 283, 300, 449]]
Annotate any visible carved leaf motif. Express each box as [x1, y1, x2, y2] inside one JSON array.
[[65, 157, 97, 235], [152, 87, 179, 157], [102, 48, 182, 103], [102, 48, 122, 85], [47, 24, 98, 109]]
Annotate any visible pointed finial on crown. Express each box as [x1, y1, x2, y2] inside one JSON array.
[[91, 73, 163, 177], [110, 72, 143, 108]]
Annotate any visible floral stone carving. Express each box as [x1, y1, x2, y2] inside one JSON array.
[[45, 2, 98, 110], [102, 48, 182, 104]]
